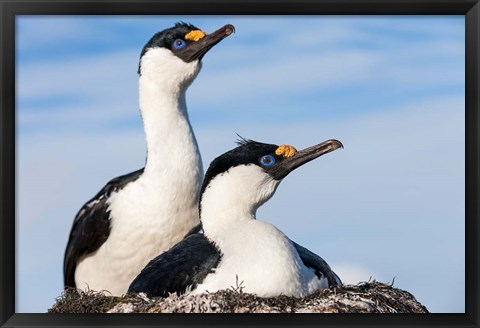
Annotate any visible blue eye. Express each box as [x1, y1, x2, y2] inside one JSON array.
[[173, 39, 186, 50], [259, 155, 276, 167]]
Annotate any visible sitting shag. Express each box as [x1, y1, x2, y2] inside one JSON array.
[[128, 138, 343, 298], [63, 23, 235, 296]]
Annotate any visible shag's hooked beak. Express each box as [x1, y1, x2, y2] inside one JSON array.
[[270, 139, 343, 180], [180, 24, 235, 62]]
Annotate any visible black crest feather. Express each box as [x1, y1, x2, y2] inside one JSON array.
[[174, 21, 199, 30], [235, 133, 256, 147]]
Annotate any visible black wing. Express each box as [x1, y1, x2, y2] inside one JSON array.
[[63, 168, 144, 288], [291, 240, 342, 287], [128, 233, 221, 298]]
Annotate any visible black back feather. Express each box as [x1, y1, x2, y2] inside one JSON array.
[[291, 241, 342, 286]]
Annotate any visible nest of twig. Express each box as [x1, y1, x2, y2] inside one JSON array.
[[48, 280, 428, 313]]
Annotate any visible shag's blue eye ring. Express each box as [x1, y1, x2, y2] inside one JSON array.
[[259, 155, 276, 167], [173, 39, 186, 50]]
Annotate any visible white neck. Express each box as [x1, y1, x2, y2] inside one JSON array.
[[139, 80, 188, 172], [200, 165, 280, 245], [137, 48, 202, 179]]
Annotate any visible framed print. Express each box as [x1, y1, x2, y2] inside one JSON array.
[[1, 0, 479, 327]]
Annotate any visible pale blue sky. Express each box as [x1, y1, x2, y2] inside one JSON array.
[[17, 16, 465, 313]]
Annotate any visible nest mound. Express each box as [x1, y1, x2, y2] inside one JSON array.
[[48, 280, 428, 313]]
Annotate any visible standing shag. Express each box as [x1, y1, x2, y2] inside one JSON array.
[[128, 138, 343, 298], [64, 23, 235, 296]]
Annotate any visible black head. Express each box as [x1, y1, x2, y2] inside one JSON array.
[[138, 22, 234, 74], [200, 138, 279, 199], [199, 137, 343, 207]]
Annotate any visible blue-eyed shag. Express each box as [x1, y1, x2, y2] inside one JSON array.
[[63, 23, 235, 296]]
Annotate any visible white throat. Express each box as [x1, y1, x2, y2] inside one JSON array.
[[200, 165, 279, 243]]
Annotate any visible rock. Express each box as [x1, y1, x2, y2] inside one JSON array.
[[48, 280, 429, 313]]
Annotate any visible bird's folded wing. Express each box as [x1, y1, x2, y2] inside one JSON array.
[[128, 233, 221, 297], [63, 168, 144, 288], [291, 240, 342, 287]]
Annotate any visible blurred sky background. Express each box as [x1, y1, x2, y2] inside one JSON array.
[[16, 16, 465, 313]]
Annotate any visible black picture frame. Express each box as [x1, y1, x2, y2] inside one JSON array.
[[1, 0, 478, 327]]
